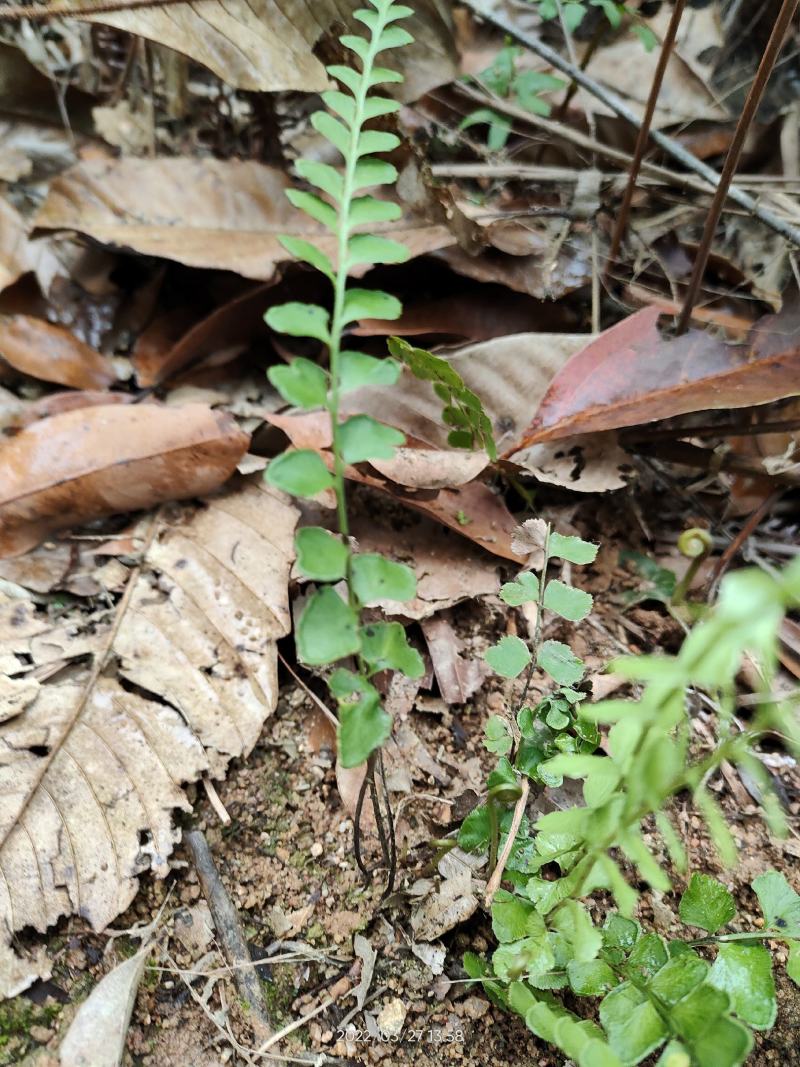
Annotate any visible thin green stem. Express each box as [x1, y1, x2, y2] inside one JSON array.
[[515, 523, 551, 716], [688, 930, 800, 947], [327, 14, 388, 545]]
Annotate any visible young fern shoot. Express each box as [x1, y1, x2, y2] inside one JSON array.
[[263, 0, 424, 769]]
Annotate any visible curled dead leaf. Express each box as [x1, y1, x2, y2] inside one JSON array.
[[35, 158, 452, 281], [369, 447, 488, 489], [68, 0, 456, 99], [0, 403, 249, 556], [0, 314, 117, 389]]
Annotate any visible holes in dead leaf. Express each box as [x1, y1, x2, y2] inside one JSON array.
[[26, 745, 50, 758], [117, 674, 185, 720], [551, 445, 586, 482]]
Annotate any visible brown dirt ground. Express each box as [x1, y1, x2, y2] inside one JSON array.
[[7, 492, 800, 1067]]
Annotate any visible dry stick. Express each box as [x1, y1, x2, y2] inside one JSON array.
[[707, 488, 785, 595], [484, 778, 530, 907], [461, 0, 800, 247], [607, 0, 687, 271], [675, 0, 800, 334], [454, 85, 714, 199], [184, 830, 274, 1042]]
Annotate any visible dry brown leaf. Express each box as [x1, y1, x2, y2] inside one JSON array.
[[420, 614, 488, 705], [0, 403, 249, 556], [64, 0, 456, 99], [352, 509, 499, 618], [9, 391, 132, 431], [518, 304, 800, 446], [342, 332, 592, 454], [132, 284, 273, 387], [436, 228, 593, 301], [584, 4, 725, 127], [0, 199, 30, 294], [510, 432, 633, 493], [369, 448, 488, 489], [0, 477, 297, 996], [410, 850, 478, 941], [0, 314, 117, 389], [35, 158, 453, 280], [268, 410, 522, 561]]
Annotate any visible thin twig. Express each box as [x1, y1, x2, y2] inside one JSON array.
[[607, 0, 687, 269], [258, 997, 334, 1055], [452, 84, 713, 198], [185, 830, 274, 1041], [707, 489, 785, 596], [485, 779, 530, 906], [460, 0, 800, 247], [675, 0, 800, 333], [203, 778, 232, 826]]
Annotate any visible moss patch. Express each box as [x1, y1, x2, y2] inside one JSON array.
[[0, 999, 61, 1065]]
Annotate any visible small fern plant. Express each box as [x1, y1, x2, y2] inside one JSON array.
[[458, 553, 800, 1067], [263, 0, 497, 769], [263, 0, 425, 768]]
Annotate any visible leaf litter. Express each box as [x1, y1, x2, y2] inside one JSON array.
[[0, 0, 798, 1062]]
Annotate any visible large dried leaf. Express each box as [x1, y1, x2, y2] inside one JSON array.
[[0, 477, 297, 996], [47, 0, 457, 98], [0, 314, 117, 389], [35, 159, 453, 281], [268, 410, 523, 561], [342, 332, 592, 454], [0, 403, 249, 556], [517, 305, 800, 446]]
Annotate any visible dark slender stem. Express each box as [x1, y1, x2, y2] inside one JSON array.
[[607, 0, 686, 271], [515, 524, 551, 715], [707, 488, 784, 594], [353, 754, 375, 880], [621, 416, 800, 444], [377, 749, 397, 898], [675, 0, 800, 335]]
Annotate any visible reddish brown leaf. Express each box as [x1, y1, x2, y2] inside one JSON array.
[[0, 403, 248, 556], [266, 411, 523, 561], [516, 304, 800, 448], [0, 315, 118, 389]]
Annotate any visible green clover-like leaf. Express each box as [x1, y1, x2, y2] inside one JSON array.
[[265, 302, 330, 343], [500, 571, 539, 606], [340, 415, 405, 463], [296, 587, 360, 666], [709, 943, 777, 1031], [543, 579, 593, 622], [294, 527, 348, 581], [549, 532, 599, 565], [266, 450, 334, 497], [485, 635, 532, 678], [537, 640, 584, 686], [340, 351, 401, 391], [679, 873, 736, 934], [360, 621, 424, 677], [268, 357, 328, 409], [485, 714, 513, 756]]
